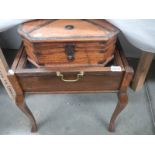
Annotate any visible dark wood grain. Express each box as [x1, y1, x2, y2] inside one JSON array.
[[8, 22, 135, 133], [18, 72, 122, 93], [16, 94, 37, 132], [131, 52, 154, 91], [18, 19, 119, 66], [18, 19, 119, 42], [11, 43, 24, 71], [109, 40, 134, 131], [9, 43, 133, 132]]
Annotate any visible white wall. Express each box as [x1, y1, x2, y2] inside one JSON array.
[[0, 26, 142, 58]]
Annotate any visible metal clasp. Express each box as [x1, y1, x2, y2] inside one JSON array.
[[65, 44, 75, 61]]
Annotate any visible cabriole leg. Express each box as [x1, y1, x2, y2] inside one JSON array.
[[16, 95, 37, 132], [109, 92, 128, 132]]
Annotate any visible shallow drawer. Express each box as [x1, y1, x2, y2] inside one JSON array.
[[17, 71, 123, 93]]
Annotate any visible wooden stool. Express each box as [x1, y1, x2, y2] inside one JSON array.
[[7, 41, 133, 132]]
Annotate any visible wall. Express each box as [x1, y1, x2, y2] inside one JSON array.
[[0, 26, 22, 49], [0, 26, 142, 58]]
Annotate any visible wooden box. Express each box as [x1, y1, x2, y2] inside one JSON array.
[[18, 19, 119, 67]]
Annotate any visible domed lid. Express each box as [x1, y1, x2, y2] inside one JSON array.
[[18, 19, 119, 42]]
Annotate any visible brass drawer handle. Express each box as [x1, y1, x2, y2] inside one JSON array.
[[56, 71, 84, 82]]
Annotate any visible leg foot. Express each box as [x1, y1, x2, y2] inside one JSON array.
[[109, 92, 128, 132], [16, 95, 37, 132]]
